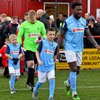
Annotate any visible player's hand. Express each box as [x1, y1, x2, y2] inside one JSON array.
[[57, 52, 61, 60], [95, 44, 100, 51], [12, 58, 19, 64], [38, 60, 42, 66]]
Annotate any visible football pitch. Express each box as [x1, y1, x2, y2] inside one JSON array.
[[0, 69, 100, 100]]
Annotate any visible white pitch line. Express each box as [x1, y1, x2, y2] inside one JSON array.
[[0, 86, 100, 92]]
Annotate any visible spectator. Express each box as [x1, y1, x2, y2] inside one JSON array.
[[84, 15, 96, 48], [3, 16, 19, 38], [56, 13, 64, 30], [0, 38, 9, 78], [37, 9, 50, 31], [22, 12, 28, 22], [84, 13, 90, 22], [0, 17, 11, 48], [88, 16, 95, 35], [93, 15, 100, 45], [0, 16, 11, 67], [0, 13, 6, 22]]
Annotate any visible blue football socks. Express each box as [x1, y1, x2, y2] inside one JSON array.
[[49, 79, 55, 99], [69, 72, 77, 92], [10, 75, 16, 89], [34, 82, 43, 93]]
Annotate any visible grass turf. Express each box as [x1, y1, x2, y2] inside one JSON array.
[[0, 69, 100, 100]]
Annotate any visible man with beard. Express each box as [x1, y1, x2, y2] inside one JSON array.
[[57, 2, 100, 100]]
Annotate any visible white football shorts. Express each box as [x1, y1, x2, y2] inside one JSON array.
[[9, 67, 20, 76], [65, 50, 82, 66], [38, 70, 55, 83]]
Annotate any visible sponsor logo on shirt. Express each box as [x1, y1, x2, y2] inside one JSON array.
[[44, 49, 54, 54], [28, 33, 39, 37], [72, 28, 84, 32], [11, 51, 19, 54]]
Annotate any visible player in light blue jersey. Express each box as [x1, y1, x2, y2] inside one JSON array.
[[32, 27, 58, 100], [57, 2, 100, 100], [6, 34, 22, 94]]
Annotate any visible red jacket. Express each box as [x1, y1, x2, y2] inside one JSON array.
[[0, 45, 8, 67]]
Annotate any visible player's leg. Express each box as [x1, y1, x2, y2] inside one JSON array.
[[64, 50, 76, 96], [25, 51, 35, 91], [68, 62, 80, 100], [9, 67, 16, 94], [76, 52, 82, 76], [48, 70, 55, 100], [64, 50, 80, 100], [15, 68, 20, 82], [32, 71, 46, 100]]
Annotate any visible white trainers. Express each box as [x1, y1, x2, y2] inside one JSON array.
[[32, 89, 38, 100], [10, 88, 16, 94], [48, 97, 54, 100]]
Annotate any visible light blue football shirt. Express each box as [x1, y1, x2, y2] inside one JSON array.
[[37, 39, 58, 72], [61, 15, 88, 52], [6, 43, 22, 69]]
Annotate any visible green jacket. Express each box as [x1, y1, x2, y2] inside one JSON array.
[[17, 20, 47, 52]]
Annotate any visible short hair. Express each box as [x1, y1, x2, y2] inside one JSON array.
[[71, 2, 82, 9], [9, 34, 17, 41], [12, 16, 18, 20], [28, 10, 36, 18], [0, 13, 6, 18], [5, 38, 9, 42], [24, 12, 28, 17], [48, 27, 55, 32], [37, 9, 43, 15]]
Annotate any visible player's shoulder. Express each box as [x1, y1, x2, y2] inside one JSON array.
[[36, 20, 44, 25], [80, 17, 87, 23], [21, 21, 28, 25], [64, 15, 74, 24], [53, 41, 58, 47], [16, 43, 21, 47], [66, 15, 73, 21]]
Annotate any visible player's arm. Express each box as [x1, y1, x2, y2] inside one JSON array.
[[5, 45, 13, 59], [17, 23, 25, 45], [41, 23, 47, 39], [18, 45, 23, 59], [57, 21, 67, 59], [54, 46, 58, 62], [85, 28, 100, 50], [36, 41, 43, 66]]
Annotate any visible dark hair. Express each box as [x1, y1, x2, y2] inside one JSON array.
[[48, 27, 55, 32], [5, 38, 9, 42], [71, 2, 82, 9], [24, 12, 28, 17], [12, 16, 18, 20]]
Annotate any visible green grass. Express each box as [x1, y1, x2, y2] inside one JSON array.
[[0, 70, 100, 100]]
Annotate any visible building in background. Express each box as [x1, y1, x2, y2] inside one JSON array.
[[0, 0, 99, 19]]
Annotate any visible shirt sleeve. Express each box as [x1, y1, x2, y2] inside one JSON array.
[[85, 21, 88, 29], [41, 23, 47, 39], [61, 21, 67, 32], [54, 46, 58, 56], [6, 45, 10, 54], [19, 45, 22, 54], [17, 23, 25, 44], [37, 41, 43, 52]]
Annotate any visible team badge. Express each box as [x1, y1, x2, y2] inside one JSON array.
[[53, 46, 55, 50]]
